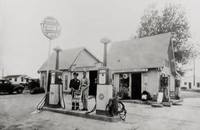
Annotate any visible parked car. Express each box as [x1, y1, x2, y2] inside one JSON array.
[[28, 79, 44, 94], [0, 79, 24, 94]]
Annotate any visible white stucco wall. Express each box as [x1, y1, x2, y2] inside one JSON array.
[[75, 50, 98, 68], [40, 72, 47, 88], [113, 74, 120, 93], [62, 71, 71, 92], [142, 70, 160, 96], [169, 74, 175, 91]]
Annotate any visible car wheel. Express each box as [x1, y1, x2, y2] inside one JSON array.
[[30, 89, 34, 94], [17, 89, 23, 94]]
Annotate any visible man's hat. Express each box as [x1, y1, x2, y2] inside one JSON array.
[[73, 72, 78, 76]]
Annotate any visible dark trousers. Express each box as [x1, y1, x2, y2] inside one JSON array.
[[71, 89, 79, 110]]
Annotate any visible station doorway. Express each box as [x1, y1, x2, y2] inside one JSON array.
[[189, 82, 192, 89], [131, 73, 142, 99], [89, 71, 98, 96]]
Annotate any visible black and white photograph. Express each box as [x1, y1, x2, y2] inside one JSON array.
[[1, 0, 200, 130]]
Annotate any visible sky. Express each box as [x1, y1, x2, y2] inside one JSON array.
[[0, 0, 200, 78]]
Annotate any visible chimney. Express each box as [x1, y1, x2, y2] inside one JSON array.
[[100, 37, 111, 67], [54, 46, 62, 70]]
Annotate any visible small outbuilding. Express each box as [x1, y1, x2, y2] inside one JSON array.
[[108, 33, 176, 99], [4, 74, 31, 85], [38, 47, 102, 95]]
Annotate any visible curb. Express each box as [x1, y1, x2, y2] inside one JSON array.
[[43, 107, 121, 122]]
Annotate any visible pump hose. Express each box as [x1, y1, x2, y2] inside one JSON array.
[[36, 85, 66, 110], [85, 95, 96, 114], [36, 93, 48, 110], [60, 85, 66, 109]]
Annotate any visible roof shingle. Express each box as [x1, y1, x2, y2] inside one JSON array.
[[38, 47, 101, 72], [107, 33, 173, 72]]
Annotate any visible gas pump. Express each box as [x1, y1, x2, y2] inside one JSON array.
[[43, 70, 65, 108], [160, 74, 170, 102], [37, 70, 65, 110], [49, 70, 65, 107], [96, 67, 113, 115]]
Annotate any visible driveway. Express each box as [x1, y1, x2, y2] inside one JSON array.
[[0, 91, 200, 130]]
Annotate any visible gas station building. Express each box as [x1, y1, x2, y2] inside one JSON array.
[[38, 33, 177, 100], [107, 33, 177, 99], [38, 47, 102, 96]]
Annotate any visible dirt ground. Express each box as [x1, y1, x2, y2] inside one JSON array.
[[1, 90, 200, 130]]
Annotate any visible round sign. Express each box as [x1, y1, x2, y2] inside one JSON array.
[[41, 17, 61, 40], [123, 74, 128, 79], [99, 93, 104, 100]]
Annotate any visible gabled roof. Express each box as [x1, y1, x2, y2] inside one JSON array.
[[38, 47, 101, 72], [4, 74, 28, 78], [108, 33, 174, 72]]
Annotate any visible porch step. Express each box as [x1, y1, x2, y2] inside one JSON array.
[[121, 100, 153, 105]]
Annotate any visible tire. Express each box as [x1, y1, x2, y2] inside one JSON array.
[[105, 104, 114, 117], [118, 101, 127, 121], [17, 88, 23, 94], [117, 101, 125, 113], [30, 89, 34, 94]]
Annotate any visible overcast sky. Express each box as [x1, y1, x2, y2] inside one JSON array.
[[0, 0, 200, 78]]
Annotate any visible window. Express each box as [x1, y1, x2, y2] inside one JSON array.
[[184, 82, 187, 85], [4, 80, 9, 84], [15, 78, 17, 82], [197, 82, 200, 88], [21, 77, 24, 82]]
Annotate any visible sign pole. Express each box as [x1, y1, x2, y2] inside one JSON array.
[[40, 16, 61, 95], [39, 16, 61, 108], [45, 39, 52, 95]]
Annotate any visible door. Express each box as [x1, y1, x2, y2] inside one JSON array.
[[131, 73, 141, 99], [89, 71, 98, 96], [189, 82, 192, 89], [64, 75, 68, 91]]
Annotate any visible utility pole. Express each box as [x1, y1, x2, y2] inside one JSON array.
[[193, 57, 196, 87]]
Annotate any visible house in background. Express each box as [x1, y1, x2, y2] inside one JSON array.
[[4, 75, 31, 85], [180, 58, 200, 89], [181, 76, 200, 89], [38, 47, 102, 95], [108, 33, 177, 99]]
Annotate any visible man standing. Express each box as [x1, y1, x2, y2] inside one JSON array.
[[69, 72, 80, 110], [81, 71, 90, 111]]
